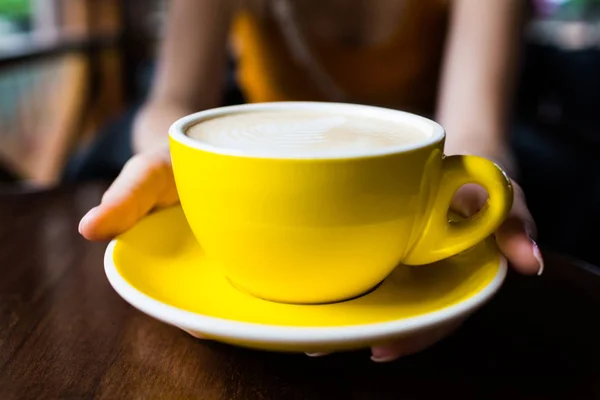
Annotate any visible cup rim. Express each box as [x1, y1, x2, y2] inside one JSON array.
[[168, 102, 445, 160]]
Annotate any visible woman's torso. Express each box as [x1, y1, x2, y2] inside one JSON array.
[[230, 0, 450, 116]]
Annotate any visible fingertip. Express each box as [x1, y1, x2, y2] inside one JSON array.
[[497, 232, 543, 275], [370, 351, 402, 363], [532, 240, 544, 276], [79, 227, 111, 242], [182, 329, 205, 339], [370, 343, 413, 363], [78, 207, 100, 239], [78, 204, 124, 241], [305, 352, 330, 357]]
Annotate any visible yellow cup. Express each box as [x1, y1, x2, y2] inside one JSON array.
[[169, 102, 512, 304]]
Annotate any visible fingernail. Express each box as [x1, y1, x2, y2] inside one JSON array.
[[371, 354, 401, 363], [531, 239, 544, 276], [78, 207, 97, 233], [305, 352, 329, 357], [182, 329, 204, 339], [370, 347, 403, 363]]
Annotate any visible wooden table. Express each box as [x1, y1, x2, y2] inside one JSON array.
[[1, 184, 599, 399]]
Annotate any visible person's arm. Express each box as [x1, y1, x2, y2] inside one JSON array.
[[433, 0, 543, 276], [436, 0, 523, 178], [79, 0, 234, 240], [133, 0, 235, 154], [365, 0, 542, 363]]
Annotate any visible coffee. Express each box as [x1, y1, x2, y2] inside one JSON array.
[[186, 110, 427, 156]]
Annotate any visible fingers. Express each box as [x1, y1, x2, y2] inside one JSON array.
[[495, 181, 543, 276], [451, 183, 488, 217], [304, 321, 462, 362], [79, 151, 179, 241], [451, 181, 543, 276], [307, 324, 460, 362], [370, 321, 462, 363]]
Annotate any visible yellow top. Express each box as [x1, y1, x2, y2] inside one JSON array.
[[230, 0, 449, 115]]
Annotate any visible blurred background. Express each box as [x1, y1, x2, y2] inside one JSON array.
[[0, 0, 164, 185], [0, 0, 598, 265]]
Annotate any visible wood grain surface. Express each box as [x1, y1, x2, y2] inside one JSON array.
[[1, 183, 599, 399]]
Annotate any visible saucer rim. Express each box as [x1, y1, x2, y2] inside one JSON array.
[[104, 240, 507, 346]]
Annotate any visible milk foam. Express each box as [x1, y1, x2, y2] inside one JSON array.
[[186, 110, 427, 156]]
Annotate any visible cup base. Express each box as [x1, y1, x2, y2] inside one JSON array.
[[226, 278, 384, 306]]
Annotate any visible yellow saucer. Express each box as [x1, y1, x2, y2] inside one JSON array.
[[104, 206, 506, 353]]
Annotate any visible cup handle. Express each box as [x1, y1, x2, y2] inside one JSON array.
[[403, 155, 513, 265]]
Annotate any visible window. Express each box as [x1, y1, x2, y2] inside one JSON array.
[[0, 0, 61, 52], [0, 0, 32, 36]]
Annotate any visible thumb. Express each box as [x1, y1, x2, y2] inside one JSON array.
[[79, 151, 179, 241]]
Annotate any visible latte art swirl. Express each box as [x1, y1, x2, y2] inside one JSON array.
[[225, 116, 343, 147], [186, 110, 426, 155]]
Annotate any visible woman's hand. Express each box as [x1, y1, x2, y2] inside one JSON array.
[[79, 148, 179, 240], [79, 0, 234, 239], [79, 99, 194, 241], [367, 178, 543, 362]]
